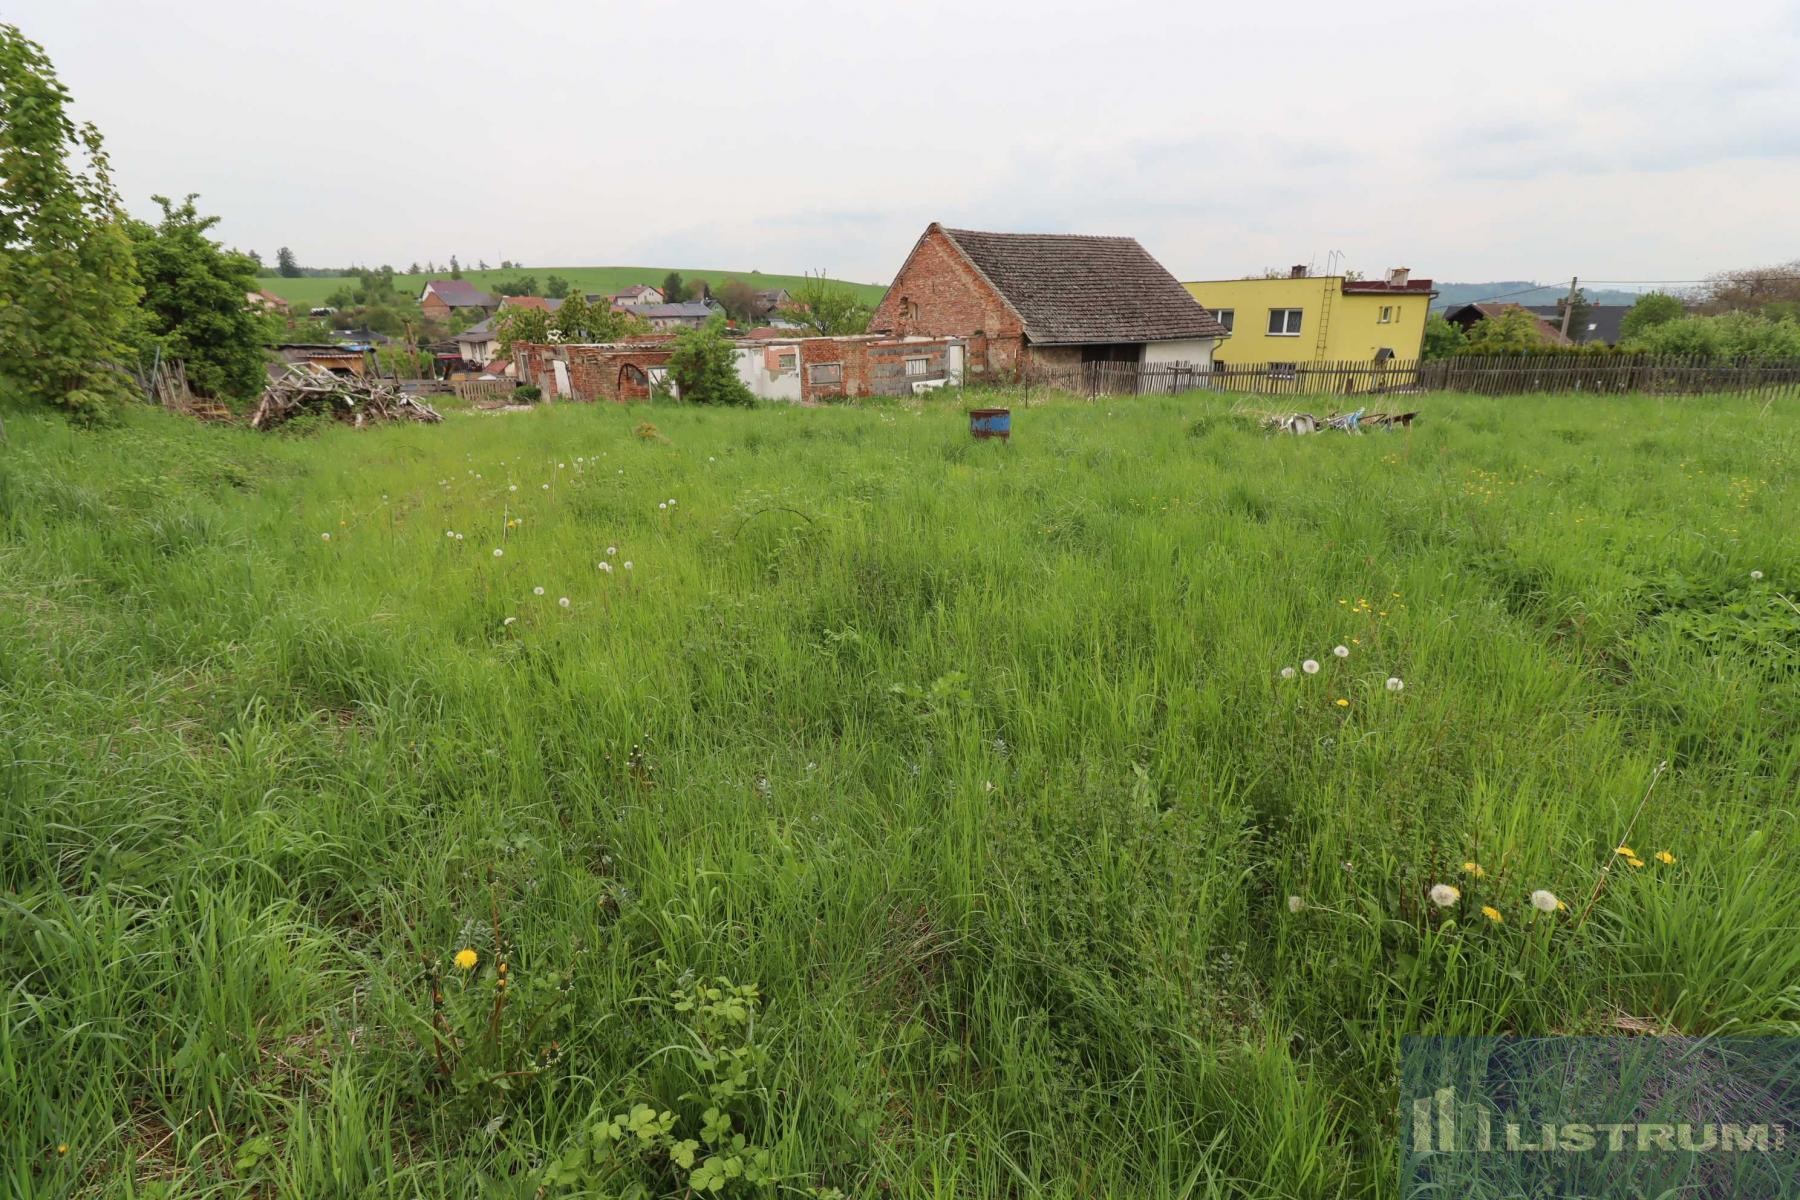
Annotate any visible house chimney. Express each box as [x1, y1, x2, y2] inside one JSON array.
[[1289, 264, 1308, 279], [1387, 267, 1411, 287]]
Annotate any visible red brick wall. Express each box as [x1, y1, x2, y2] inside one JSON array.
[[421, 294, 451, 322], [515, 343, 674, 402], [870, 226, 1024, 373]]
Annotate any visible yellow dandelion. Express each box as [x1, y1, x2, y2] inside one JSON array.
[[1462, 861, 1485, 878], [1481, 906, 1503, 923], [1335, 698, 1350, 707], [1654, 851, 1675, 865], [453, 947, 478, 970], [1626, 857, 1646, 869], [57, 1144, 69, 1156], [1614, 845, 1636, 857]]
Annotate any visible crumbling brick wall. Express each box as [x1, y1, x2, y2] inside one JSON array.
[[869, 227, 1023, 374], [514, 342, 675, 402]]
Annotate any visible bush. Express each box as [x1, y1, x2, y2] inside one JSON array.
[[667, 318, 754, 406], [514, 384, 542, 402], [1621, 312, 1800, 361]]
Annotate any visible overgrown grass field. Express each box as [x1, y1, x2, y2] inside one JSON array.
[[3, 390, 1796, 1197], [261, 268, 886, 310]]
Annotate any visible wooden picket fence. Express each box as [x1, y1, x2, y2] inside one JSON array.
[[450, 379, 523, 404], [1034, 355, 1800, 400]]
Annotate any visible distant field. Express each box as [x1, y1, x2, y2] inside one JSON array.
[[262, 267, 888, 309], [3, 390, 1795, 1196]]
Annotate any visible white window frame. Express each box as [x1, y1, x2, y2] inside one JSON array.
[[1268, 308, 1303, 336], [1378, 305, 1393, 324], [1215, 308, 1235, 333], [904, 357, 930, 377]]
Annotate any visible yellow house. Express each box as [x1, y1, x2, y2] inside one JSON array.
[[1182, 268, 1436, 365]]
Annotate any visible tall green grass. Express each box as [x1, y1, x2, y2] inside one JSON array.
[[2, 390, 1794, 1197]]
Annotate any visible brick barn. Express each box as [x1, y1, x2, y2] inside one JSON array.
[[418, 279, 498, 323], [869, 222, 1228, 376]]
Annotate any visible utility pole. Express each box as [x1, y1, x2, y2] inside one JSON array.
[[1559, 276, 1579, 341]]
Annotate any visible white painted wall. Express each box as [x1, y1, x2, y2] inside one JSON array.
[[733, 346, 803, 402], [1141, 338, 1216, 367]]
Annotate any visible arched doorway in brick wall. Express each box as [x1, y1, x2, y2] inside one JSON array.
[[619, 364, 650, 401]]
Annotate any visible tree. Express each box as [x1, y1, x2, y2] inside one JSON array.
[[477, 259, 488, 272], [780, 271, 871, 335], [1697, 259, 1800, 315], [492, 275, 539, 297], [407, 261, 421, 275], [662, 271, 687, 303], [449, 255, 462, 279], [500, 260, 515, 271], [688, 277, 712, 303], [276, 246, 300, 277], [715, 279, 762, 323], [126, 194, 272, 400], [0, 23, 140, 418], [1420, 314, 1466, 360], [492, 289, 644, 353], [1619, 292, 1685, 341], [1623, 312, 1800, 361], [1460, 306, 1547, 354], [545, 274, 571, 300], [667, 316, 753, 405]]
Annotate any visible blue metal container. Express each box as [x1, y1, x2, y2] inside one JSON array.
[[968, 407, 1011, 440]]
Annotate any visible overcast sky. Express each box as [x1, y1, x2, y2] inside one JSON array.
[[11, 0, 1799, 287]]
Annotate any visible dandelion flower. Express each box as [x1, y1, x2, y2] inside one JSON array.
[[598, 561, 613, 573], [57, 1144, 68, 1156], [455, 533, 464, 541], [321, 532, 331, 541], [1429, 883, 1461, 907], [446, 530, 455, 538], [606, 546, 617, 556], [541, 483, 549, 490], [623, 561, 633, 570], [668, 498, 676, 506], [1280, 667, 1296, 679], [708, 456, 716, 462], [1481, 905, 1503, 923], [454, 948, 478, 970], [533, 586, 545, 596], [1626, 856, 1646, 869], [558, 596, 570, 608], [493, 548, 504, 557], [1386, 677, 1404, 692], [558, 463, 565, 469], [1654, 850, 1675, 865], [1302, 659, 1321, 675], [503, 617, 517, 626], [1286, 895, 1303, 913], [658, 502, 667, 510], [1335, 698, 1350, 708], [1614, 845, 1635, 857], [1750, 570, 1764, 580], [1530, 889, 1561, 913], [509, 484, 518, 492], [1333, 645, 1350, 658], [1462, 861, 1485, 878]]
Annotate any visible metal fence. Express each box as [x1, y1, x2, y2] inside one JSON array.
[[1037, 355, 1800, 400]]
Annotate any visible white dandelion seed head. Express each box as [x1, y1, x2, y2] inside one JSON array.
[[503, 617, 517, 626], [541, 483, 549, 490], [1530, 889, 1560, 913], [533, 586, 545, 596], [1302, 659, 1321, 674], [320, 532, 331, 541], [558, 463, 565, 469], [445, 530, 455, 538], [493, 548, 503, 557], [1386, 677, 1404, 692], [598, 561, 613, 573], [509, 484, 517, 492], [1333, 645, 1350, 658], [1429, 883, 1461, 908], [1750, 570, 1764, 581], [658, 502, 667, 510], [455, 533, 464, 542], [622, 561, 633, 570], [668, 498, 676, 506], [558, 596, 570, 608], [1280, 667, 1297, 680], [606, 546, 617, 556], [708, 456, 716, 462], [1286, 895, 1303, 914]]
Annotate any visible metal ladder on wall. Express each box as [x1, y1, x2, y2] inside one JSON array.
[[1312, 276, 1334, 361]]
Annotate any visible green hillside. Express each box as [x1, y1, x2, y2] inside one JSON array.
[[262, 268, 887, 309]]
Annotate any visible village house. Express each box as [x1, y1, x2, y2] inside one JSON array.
[[1522, 303, 1631, 346], [1184, 267, 1437, 366], [869, 223, 1227, 376], [418, 279, 498, 322], [628, 300, 722, 330], [246, 289, 290, 316], [610, 284, 665, 307], [454, 317, 502, 369], [1442, 302, 1572, 346]]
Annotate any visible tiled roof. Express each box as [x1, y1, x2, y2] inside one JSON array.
[[422, 279, 496, 308], [938, 224, 1228, 344], [499, 295, 563, 312]]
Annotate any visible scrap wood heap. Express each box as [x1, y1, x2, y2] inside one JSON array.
[[249, 366, 443, 431], [1259, 408, 1420, 435]]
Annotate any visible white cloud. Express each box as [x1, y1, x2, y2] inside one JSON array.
[[12, 0, 1800, 284]]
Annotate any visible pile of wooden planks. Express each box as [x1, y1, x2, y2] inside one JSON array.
[[249, 367, 443, 431]]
